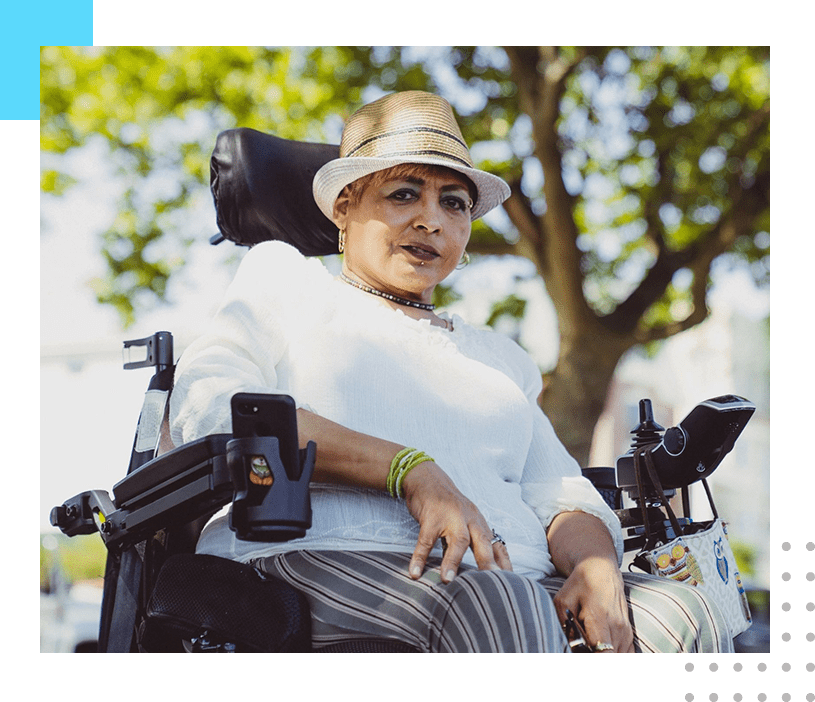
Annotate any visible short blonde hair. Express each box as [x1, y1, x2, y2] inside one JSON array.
[[339, 163, 478, 209]]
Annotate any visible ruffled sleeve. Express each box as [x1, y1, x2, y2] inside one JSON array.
[[169, 240, 322, 446], [514, 350, 625, 565]]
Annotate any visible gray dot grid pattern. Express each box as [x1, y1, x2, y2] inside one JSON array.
[[683, 541, 815, 702]]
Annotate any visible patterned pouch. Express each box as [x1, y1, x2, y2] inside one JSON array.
[[632, 446, 752, 637], [641, 518, 752, 636]]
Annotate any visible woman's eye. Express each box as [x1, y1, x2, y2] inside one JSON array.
[[388, 189, 418, 202], [442, 196, 468, 212]]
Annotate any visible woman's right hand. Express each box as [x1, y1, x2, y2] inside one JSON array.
[[401, 462, 513, 582], [294, 410, 510, 583]]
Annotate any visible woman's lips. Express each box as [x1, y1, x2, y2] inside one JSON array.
[[401, 244, 439, 262]]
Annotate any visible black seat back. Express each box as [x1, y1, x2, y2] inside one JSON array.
[[210, 128, 339, 254]]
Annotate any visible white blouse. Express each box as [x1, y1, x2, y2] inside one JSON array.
[[169, 240, 623, 577]]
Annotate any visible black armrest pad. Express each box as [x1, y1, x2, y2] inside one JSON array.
[[582, 467, 617, 490], [582, 467, 622, 511], [113, 434, 231, 506]]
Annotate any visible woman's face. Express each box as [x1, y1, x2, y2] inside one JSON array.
[[333, 167, 473, 305]]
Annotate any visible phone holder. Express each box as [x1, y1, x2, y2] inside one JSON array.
[[228, 436, 315, 542]]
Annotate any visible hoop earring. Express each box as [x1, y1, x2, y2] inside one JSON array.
[[456, 251, 470, 269], [338, 229, 346, 254]]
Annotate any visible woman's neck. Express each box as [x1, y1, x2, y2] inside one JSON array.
[[338, 272, 452, 330]]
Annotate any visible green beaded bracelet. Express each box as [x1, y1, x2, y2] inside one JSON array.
[[395, 451, 433, 498], [387, 448, 434, 499], [387, 448, 414, 497]]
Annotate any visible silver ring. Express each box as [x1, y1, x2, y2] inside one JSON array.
[[593, 642, 615, 652], [490, 529, 505, 546]]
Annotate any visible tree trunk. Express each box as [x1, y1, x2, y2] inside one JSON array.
[[540, 322, 631, 468], [499, 46, 769, 467]]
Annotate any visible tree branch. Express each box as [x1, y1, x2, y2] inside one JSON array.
[[502, 46, 542, 116], [632, 168, 769, 343], [500, 178, 545, 271], [636, 257, 711, 343], [603, 247, 692, 334], [466, 239, 521, 257], [606, 126, 769, 337], [503, 179, 542, 241], [504, 46, 595, 328]]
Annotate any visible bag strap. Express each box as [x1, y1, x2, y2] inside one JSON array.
[[701, 478, 719, 519], [633, 445, 684, 548], [642, 447, 684, 536], [101, 547, 143, 652], [633, 446, 655, 545]]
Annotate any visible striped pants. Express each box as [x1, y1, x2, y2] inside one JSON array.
[[254, 550, 734, 653]]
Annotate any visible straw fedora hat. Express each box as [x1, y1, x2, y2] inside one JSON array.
[[312, 91, 510, 221]]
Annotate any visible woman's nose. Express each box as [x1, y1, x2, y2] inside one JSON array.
[[413, 198, 443, 233]]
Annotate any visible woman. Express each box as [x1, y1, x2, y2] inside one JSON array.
[[170, 91, 733, 652]]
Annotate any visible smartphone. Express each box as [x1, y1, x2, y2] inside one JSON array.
[[230, 393, 301, 476]]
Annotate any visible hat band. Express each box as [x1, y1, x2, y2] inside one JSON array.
[[347, 149, 474, 169], [344, 125, 470, 159]]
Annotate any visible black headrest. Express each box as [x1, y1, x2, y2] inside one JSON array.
[[210, 128, 340, 256]]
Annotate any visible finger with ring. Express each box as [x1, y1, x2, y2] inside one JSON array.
[[490, 529, 505, 545]]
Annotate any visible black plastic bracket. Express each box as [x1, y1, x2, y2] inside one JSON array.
[[123, 331, 174, 371], [50, 489, 117, 539]]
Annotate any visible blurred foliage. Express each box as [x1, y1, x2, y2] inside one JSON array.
[[432, 282, 463, 309], [566, 47, 770, 326], [486, 293, 527, 328], [41, 47, 769, 463], [41, 45, 769, 332], [40, 533, 107, 591], [41, 46, 376, 325], [730, 539, 756, 579]]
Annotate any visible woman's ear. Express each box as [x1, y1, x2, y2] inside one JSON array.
[[332, 193, 351, 230]]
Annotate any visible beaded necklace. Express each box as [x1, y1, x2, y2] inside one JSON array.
[[339, 272, 436, 311]]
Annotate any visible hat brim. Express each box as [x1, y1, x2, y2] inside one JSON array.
[[312, 155, 511, 222]]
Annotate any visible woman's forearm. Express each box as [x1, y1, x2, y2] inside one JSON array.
[[296, 409, 509, 580], [546, 510, 619, 577], [296, 408, 401, 491]]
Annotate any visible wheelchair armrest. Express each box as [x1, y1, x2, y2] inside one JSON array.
[[582, 467, 617, 490], [53, 436, 233, 546], [582, 467, 622, 510], [68, 434, 235, 551], [113, 434, 231, 507], [108, 434, 234, 550]]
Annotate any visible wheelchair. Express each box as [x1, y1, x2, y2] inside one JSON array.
[[50, 129, 757, 653]]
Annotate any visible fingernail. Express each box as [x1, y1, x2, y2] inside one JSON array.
[[444, 569, 456, 582], [410, 564, 422, 578]]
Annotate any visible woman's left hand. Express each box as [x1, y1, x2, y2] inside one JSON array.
[[552, 556, 634, 653], [546, 510, 634, 653]]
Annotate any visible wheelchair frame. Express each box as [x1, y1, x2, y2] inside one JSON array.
[[49, 128, 756, 652], [52, 329, 716, 652]]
